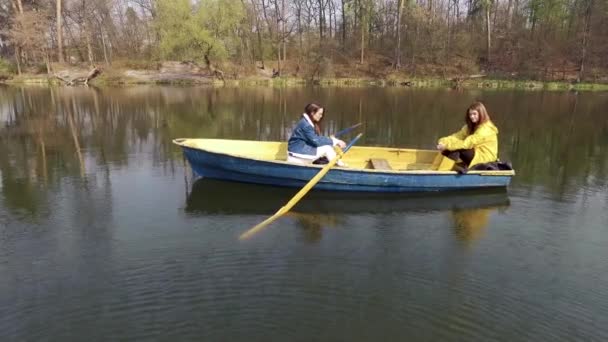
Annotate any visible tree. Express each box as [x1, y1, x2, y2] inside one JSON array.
[[57, 0, 64, 63], [154, 0, 244, 65], [394, 0, 404, 69], [8, 8, 52, 73]]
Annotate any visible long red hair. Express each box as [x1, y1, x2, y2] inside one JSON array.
[[304, 103, 324, 134], [465, 102, 491, 134]]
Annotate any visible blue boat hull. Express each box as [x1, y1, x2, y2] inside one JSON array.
[[181, 146, 512, 192]]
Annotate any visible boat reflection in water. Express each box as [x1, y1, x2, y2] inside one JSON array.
[[185, 178, 510, 243]]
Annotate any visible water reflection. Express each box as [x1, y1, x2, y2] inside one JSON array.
[[2, 86, 608, 341], [185, 178, 511, 215], [451, 206, 507, 245], [0, 86, 607, 219], [289, 213, 342, 244], [186, 178, 510, 243]]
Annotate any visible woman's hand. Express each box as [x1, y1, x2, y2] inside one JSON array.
[[330, 135, 347, 148], [437, 143, 446, 151]]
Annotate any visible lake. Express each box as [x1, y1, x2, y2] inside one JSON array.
[[1, 85, 607, 341]]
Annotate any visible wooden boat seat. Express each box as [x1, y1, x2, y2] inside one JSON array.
[[367, 158, 393, 170]]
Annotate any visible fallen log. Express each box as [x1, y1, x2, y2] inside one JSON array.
[[54, 66, 102, 86], [451, 74, 487, 88]]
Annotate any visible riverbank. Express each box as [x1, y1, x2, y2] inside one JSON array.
[[2, 71, 608, 91]]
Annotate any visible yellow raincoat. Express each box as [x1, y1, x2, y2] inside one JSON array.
[[438, 121, 499, 167]]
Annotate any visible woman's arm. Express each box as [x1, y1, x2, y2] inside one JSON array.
[[438, 125, 468, 146], [301, 124, 333, 147], [442, 125, 493, 150]]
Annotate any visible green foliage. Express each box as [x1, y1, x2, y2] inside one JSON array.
[[527, 0, 569, 28], [0, 57, 16, 75], [154, 0, 245, 62], [34, 63, 48, 74], [155, 0, 211, 60]]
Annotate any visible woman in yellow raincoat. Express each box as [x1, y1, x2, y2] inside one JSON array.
[[437, 101, 498, 172]]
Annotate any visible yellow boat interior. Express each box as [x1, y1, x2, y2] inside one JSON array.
[[174, 138, 514, 174]]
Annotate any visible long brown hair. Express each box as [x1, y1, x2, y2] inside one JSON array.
[[465, 101, 491, 134], [304, 103, 324, 134]]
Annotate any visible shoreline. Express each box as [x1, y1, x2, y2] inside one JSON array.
[[2, 74, 608, 91]]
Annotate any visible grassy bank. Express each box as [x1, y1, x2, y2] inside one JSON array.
[[3, 73, 608, 91]]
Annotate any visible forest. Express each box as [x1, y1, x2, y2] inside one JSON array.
[[0, 0, 606, 82]]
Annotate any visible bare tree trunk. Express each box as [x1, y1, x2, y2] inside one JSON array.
[[57, 0, 64, 63], [261, 0, 274, 37], [14, 49, 22, 75], [360, 22, 365, 64], [506, 0, 513, 30], [281, 0, 286, 62], [513, 0, 519, 28], [11, 0, 23, 74], [486, 6, 491, 63], [360, 1, 365, 64], [318, 0, 324, 40], [394, 0, 404, 69], [411, 22, 419, 70], [446, 0, 451, 59], [251, 0, 265, 69], [15, 0, 23, 14], [328, 0, 334, 39], [272, 0, 282, 75], [44, 49, 52, 74], [85, 28, 94, 66], [341, 0, 346, 48], [100, 27, 110, 66], [296, 1, 303, 58], [578, 0, 593, 82]]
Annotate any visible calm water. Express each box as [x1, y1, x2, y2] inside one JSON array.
[[1, 85, 607, 341]]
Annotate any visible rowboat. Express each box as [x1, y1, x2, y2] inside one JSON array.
[[173, 138, 515, 192]]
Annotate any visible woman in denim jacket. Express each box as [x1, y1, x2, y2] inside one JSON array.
[[287, 103, 347, 166]]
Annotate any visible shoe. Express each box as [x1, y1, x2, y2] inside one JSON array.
[[336, 160, 347, 167], [453, 164, 468, 174]]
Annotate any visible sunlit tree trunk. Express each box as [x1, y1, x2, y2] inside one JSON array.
[[101, 26, 110, 66], [57, 0, 64, 63], [485, 4, 491, 63], [11, 0, 23, 74]]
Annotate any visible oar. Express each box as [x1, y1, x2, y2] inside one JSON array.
[[333, 122, 362, 137], [239, 133, 364, 240]]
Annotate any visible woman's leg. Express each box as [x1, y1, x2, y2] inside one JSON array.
[[442, 149, 475, 166], [287, 155, 313, 164], [459, 149, 475, 166], [317, 145, 345, 166]]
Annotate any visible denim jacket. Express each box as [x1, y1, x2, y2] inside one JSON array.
[[287, 115, 333, 156]]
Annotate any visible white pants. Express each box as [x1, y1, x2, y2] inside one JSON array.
[[287, 145, 343, 165]]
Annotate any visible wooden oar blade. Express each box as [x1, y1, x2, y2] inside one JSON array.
[[334, 123, 362, 137], [239, 212, 282, 240]]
